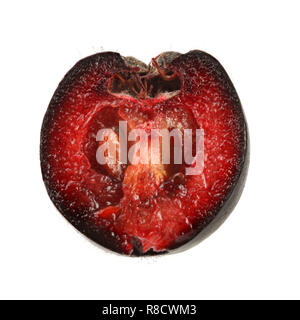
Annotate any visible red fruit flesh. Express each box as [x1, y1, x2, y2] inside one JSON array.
[[40, 51, 248, 255]]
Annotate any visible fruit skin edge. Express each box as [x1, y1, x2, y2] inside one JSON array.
[[172, 123, 249, 255], [40, 50, 249, 256], [170, 55, 250, 254]]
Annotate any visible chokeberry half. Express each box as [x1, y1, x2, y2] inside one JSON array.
[[40, 50, 249, 256]]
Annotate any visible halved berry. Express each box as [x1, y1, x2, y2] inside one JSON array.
[[40, 50, 249, 255]]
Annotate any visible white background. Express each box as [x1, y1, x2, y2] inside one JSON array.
[[1, 0, 300, 299]]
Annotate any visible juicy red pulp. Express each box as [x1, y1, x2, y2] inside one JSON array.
[[40, 51, 248, 255]]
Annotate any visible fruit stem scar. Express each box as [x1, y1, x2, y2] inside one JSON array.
[[151, 57, 178, 81], [108, 55, 179, 99]]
